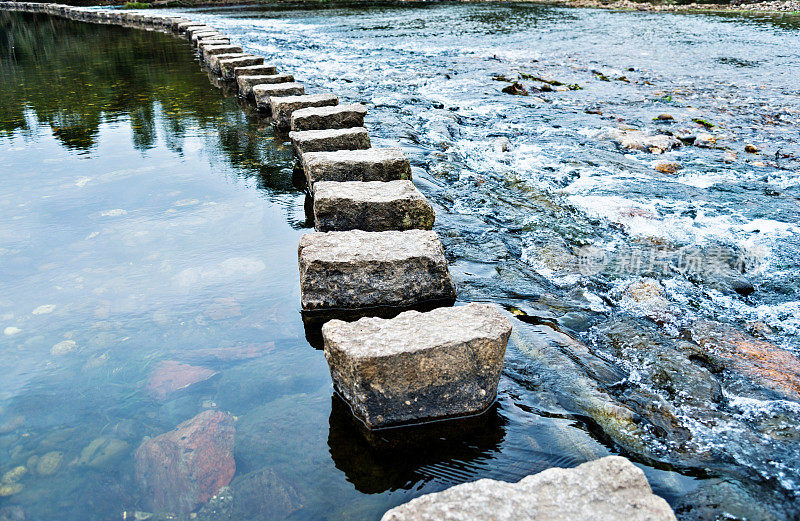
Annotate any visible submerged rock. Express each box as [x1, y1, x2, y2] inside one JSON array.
[[0, 484, 23, 497], [1, 466, 26, 484], [689, 320, 800, 400], [78, 437, 129, 469], [36, 451, 63, 476], [134, 410, 235, 514], [322, 303, 511, 428], [231, 468, 303, 521], [146, 361, 217, 402], [381, 456, 676, 521]]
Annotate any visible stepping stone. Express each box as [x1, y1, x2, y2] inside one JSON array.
[[192, 31, 225, 46], [301, 148, 411, 188], [313, 180, 435, 232], [185, 25, 215, 38], [298, 229, 456, 314], [253, 83, 305, 112], [289, 127, 371, 156], [207, 52, 250, 72], [219, 56, 265, 80], [237, 73, 293, 99], [322, 303, 511, 429], [201, 45, 242, 63], [233, 65, 279, 79], [197, 39, 231, 50], [270, 94, 338, 130], [290, 103, 367, 131]]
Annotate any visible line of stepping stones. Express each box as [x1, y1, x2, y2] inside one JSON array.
[[3, 2, 513, 431]]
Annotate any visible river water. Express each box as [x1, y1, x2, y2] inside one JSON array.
[[1, 4, 799, 520]]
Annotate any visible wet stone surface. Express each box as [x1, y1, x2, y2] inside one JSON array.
[[298, 229, 456, 312], [289, 127, 371, 156], [290, 103, 367, 131], [236, 73, 293, 98], [253, 82, 306, 111], [301, 148, 412, 188], [313, 180, 435, 232], [270, 93, 339, 129], [323, 303, 511, 428]]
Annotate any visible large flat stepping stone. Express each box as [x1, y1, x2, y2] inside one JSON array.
[[177, 21, 207, 33], [298, 229, 456, 313], [207, 52, 250, 72], [202, 46, 242, 64], [290, 103, 367, 131], [253, 83, 306, 111], [237, 73, 293, 99], [322, 303, 511, 429], [191, 31, 224, 46], [196, 38, 231, 49], [301, 148, 411, 188], [270, 93, 338, 130], [313, 180, 434, 232], [185, 25, 215, 37], [234, 64, 279, 78], [289, 127, 371, 156], [381, 456, 676, 521], [219, 56, 265, 80]]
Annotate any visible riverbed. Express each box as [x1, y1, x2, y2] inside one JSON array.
[[1, 4, 799, 520]]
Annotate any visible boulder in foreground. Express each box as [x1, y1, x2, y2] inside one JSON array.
[[313, 180, 434, 232], [298, 229, 455, 313], [134, 410, 235, 514], [323, 303, 511, 428], [382, 456, 676, 521]]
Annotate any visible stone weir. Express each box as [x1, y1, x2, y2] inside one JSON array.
[[0, 4, 676, 519]]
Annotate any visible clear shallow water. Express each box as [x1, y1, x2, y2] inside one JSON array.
[[1, 5, 800, 521]]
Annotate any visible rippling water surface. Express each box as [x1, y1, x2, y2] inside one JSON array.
[[1, 4, 800, 520]]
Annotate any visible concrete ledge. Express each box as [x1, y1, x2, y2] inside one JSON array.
[[270, 94, 339, 130], [233, 65, 279, 79], [301, 148, 411, 188], [313, 180, 435, 232], [298, 229, 456, 312], [323, 303, 510, 429], [290, 103, 367, 131], [381, 456, 677, 521], [237, 73, 293, 99], [219, 56, 265, 80], [289, 127, 371, 156], [253, 83, 306, 112]]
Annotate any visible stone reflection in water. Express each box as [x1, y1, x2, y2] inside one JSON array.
[[327, 394, 506, 495]]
